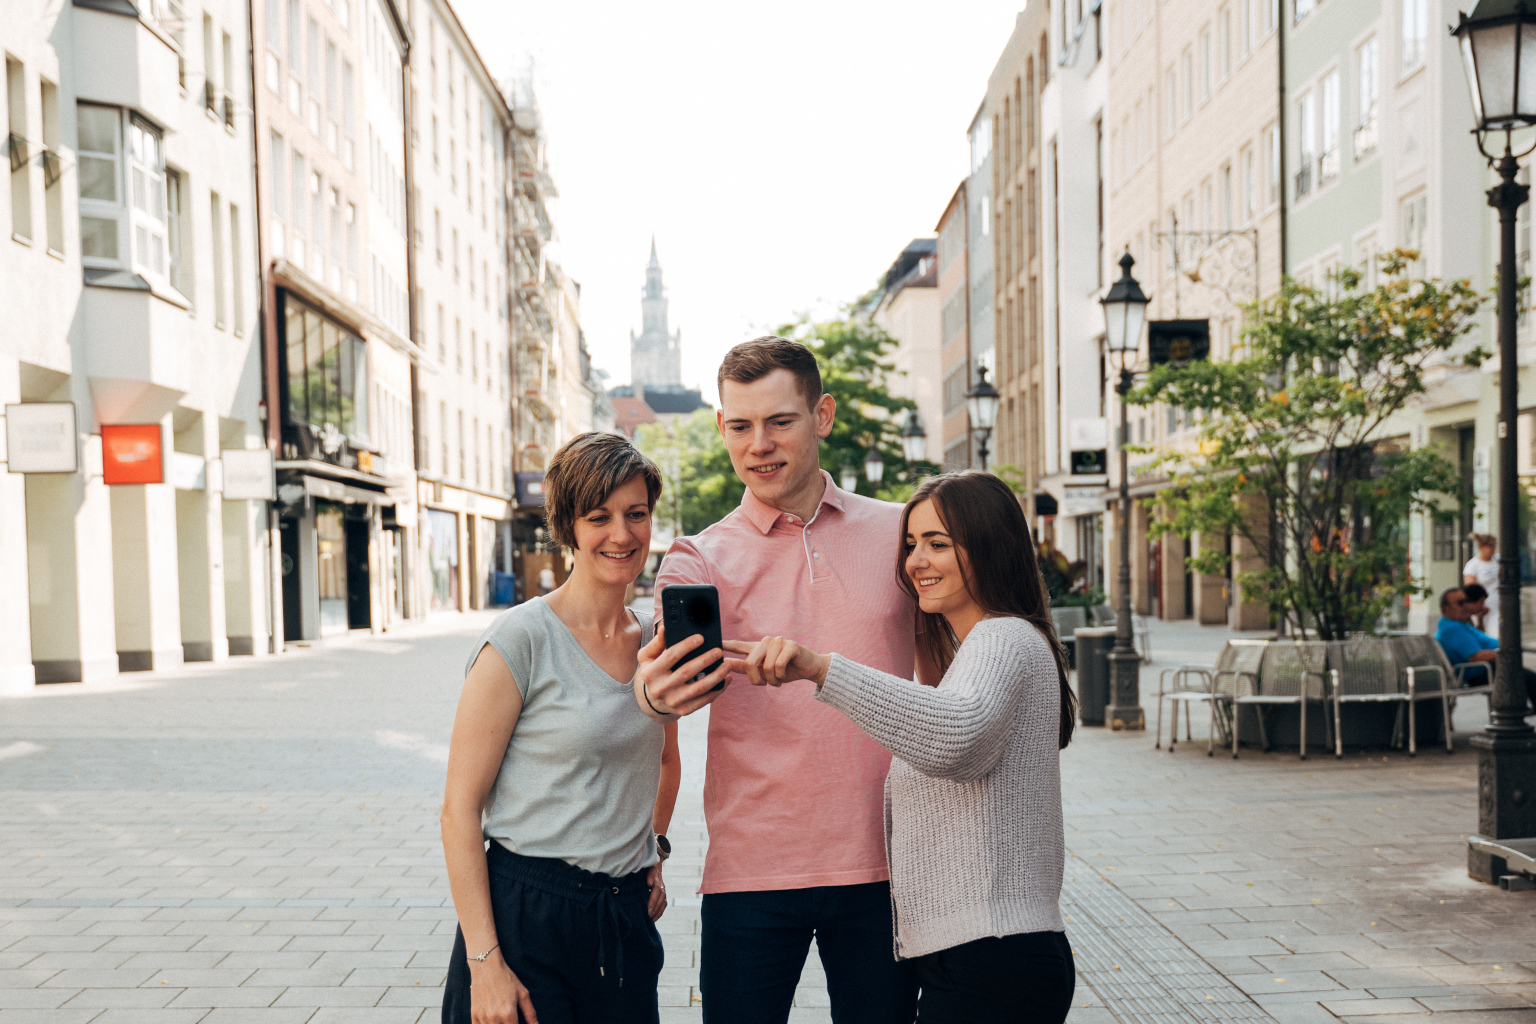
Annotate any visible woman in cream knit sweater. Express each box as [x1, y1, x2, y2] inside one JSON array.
[[725, 471, 1077, 1023]]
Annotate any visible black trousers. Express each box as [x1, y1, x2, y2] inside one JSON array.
[[912, 930, 1075, 1024], [442, 843, 663, 1024], [699, 881, 917, 1024]]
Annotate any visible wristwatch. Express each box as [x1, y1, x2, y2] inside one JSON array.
[[656, 833, 672, 860]]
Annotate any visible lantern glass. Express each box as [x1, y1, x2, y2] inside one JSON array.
[[863, 446, 885, 485], [1100, 251, 1150, 354], [965, 367, 1000, 431], [839, 464, 858, 492], [1475, 22, 1520, 125], [901, 430, 927, 463]]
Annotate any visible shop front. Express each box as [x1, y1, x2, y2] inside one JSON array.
[[274, 289, 402, 640], [418, 478, 510, 614]]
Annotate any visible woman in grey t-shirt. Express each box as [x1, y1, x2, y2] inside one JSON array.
[[440, 433, 730, 1024]]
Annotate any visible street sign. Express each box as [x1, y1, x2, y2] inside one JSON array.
[[5, 402, 78, 473], [1068, 417, 1107, 451], [1148, 319, 1211, 365], [516, 471, 546, 507], [1071, 449, 1108, 475], [1061, 488, 1107, 516], [222, 448, 276, 500], [101, 423, 164, 485]]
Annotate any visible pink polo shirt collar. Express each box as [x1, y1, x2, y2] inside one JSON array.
[[738, 469, 847, 535]]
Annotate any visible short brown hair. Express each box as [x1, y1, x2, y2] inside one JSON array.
[[717, 336, 823, 411], [543, 432, 662, 550]]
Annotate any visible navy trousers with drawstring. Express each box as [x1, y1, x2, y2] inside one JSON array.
[[442, 842, 662, 1024]]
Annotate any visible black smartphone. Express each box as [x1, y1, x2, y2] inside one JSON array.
[[661, 584, 726, 691]]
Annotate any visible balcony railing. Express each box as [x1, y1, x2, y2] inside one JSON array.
[[1318, 147, 1339, 187], [1353, 116, 1378, 161]]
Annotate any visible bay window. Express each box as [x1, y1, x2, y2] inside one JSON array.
[[77, 103, 186, 295]]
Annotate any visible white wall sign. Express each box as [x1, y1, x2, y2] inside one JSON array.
[[1061, 488, 1107, 516], [222, 448, 276, 501], [169, 451, 206, 490], [1068, 418, 1107, 452], [5, 403, 78, 473]]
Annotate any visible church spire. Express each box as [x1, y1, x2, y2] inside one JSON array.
[[648, 235, 659, 268]]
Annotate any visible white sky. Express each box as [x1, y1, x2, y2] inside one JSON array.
[[452, 1, 1028, 405]]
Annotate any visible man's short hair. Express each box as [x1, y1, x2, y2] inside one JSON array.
[[1463, 583, 1489, 603], [1440, 587, 1466, 612], [717, 336, 823, 411], [543, 432, 662, 550]]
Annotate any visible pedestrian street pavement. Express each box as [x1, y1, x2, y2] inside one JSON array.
[[1, 611, 1534, 1023]]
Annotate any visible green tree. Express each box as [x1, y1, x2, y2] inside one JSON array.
[[1131, 251, 1485, 639], [775, 303, 941, 501], [636, 408, 742, 538]]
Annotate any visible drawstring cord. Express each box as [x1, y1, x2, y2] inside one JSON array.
[[590, 883, 633, 986]]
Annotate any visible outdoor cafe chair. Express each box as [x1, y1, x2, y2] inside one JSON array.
[[1392, 633, 1487, 753], [1088, 603, 1154, 663], [1327, 637, 1411, 759], [1155, 639, 1265, 756], [1051, 606, 1090, 667], [1232, 640, 1330, 760]]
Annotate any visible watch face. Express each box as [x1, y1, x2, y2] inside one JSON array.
[[656, 834, 672, 856]]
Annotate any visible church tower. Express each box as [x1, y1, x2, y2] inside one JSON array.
[[629, 238, 683, 389]]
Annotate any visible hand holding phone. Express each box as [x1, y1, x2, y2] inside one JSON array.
[[661, 585, 725, 691], [635, 585, 731, 719]]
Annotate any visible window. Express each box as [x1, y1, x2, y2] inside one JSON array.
[[457, 409, 465, 479], [1319, 71, 1340, 185], [342, 61, 355, 169], [290, 150, 306, 264], [439, 401, 448, 476], [449, 138, 456, 191], [328, 187, 341, 288], [202, 15, 217, 113], [325, 40, 338, 153], [78, 106, 183, 291], [1295, 92, 1315, 197], [307, 18, 321, 134], [265, 0, 282, 91], [1295, 0, 1313, 23], [131, 120, 168, 276], [1200, 27, 1212, 101], [1201, 179, 1213, 231], [431, 114, 439, 167], [1401, 191, 1427, 272], [211, 192, 227, 326], [1402, 0, 1427, 72], [8, 57, 31, 242], [165, 167, 189, 296], [436, 303, 445, 362], [1356, 38, 1379, 160], [230, 203, 244, 329], [1265, 124, 1280, 206], [1165, 66, 1177, 137], [455, 317, 462, 371], [1240, 0, 1252, 56], [1221, 163, 1233, 230], [471, 328, 478, 381], [452, 227, 459, 279], [1182, 50, 1194, 121], [434, 207, 442, 263], [268, 130, 285, 255], [40, 77, 61, 252], [287, 0, 302, 114], [309, 169, 322, 274], [1219, 7, 1231, 81], [282, 294, 369, 442], [1242, 146, 1256, 221]]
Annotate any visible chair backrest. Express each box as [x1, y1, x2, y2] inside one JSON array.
[[1392, 633, 1457, 686], [1090, 603, 1116, 626], [1328, 636, 1400, 696], [1051, 606, 1090, 634], [1258, 639, 1329, 697], [1213, 640, 1267, 695]]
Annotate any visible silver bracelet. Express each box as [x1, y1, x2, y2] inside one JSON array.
[[469, 943, 499, 963]]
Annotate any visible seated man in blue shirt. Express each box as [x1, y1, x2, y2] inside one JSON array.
[[1434, 587, 1536, 709]]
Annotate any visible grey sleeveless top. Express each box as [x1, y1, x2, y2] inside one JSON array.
[[469, 598, 662, 878]]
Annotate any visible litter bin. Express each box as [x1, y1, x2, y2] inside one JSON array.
[[490, 571, 517, 607], [1073, 626, 1117, 727]]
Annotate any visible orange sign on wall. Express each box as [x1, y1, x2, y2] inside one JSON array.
[[101, 424, 164, 485]]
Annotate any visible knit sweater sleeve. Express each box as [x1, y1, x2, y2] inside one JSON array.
[[815, 618, 1039, 782]]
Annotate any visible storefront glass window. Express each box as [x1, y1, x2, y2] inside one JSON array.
[[316, 500, 348, 634], [281, 292, 369, 443], [427, 508, 459, 612]]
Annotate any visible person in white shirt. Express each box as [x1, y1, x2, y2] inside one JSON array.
[[1464, 533, 1499, 636]]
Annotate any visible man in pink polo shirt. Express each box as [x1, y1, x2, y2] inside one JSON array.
[[654, 336, 918, 1023]]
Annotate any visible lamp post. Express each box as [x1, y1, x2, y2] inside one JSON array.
[[900, 409, 929, 464], [863, 445, 885, 486], [1453, 0, 1536, 884], [1100, 251, 1151, 732], [965, 366, 1000, 471]]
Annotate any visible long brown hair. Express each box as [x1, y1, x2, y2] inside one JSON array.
[[897, 472, 1076, 749]]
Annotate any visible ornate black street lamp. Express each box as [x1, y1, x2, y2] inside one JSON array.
[[965, 366, 1000, 471], [863, 444, 885, 486], [900, 409, 929, 464], [1100, 251, 1151, 731], [1453, 0, 1536, 884]]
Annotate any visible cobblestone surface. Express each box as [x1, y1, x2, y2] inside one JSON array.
[[2, 614, 1532, 1023]]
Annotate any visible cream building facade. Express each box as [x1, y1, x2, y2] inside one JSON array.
[[872, 237, 942, 465], [408, 0, 512, 615], [2, 0, 268, 689]]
